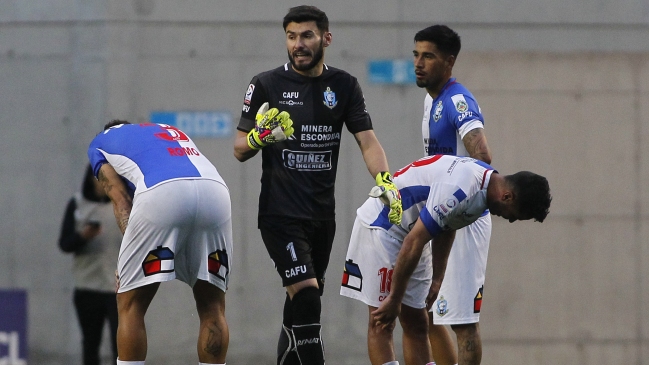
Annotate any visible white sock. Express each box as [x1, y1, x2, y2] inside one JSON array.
[[426, 363, 436, 365], [382, 361, 399, 365], [198, 363, 225, 365], [117, 361, 145, 365]]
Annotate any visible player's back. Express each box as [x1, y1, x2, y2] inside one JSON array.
[[88, 123, 224, 195]]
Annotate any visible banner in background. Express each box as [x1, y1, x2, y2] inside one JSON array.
[[0, 290, 27, 365], [367, 59, 416, 85], [150, 111, 233, 138]]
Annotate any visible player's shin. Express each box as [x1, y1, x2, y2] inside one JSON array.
[[291, 287, 325, 365]]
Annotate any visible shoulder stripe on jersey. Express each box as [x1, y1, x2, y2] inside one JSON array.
[[420, 208, 442, 237], [480, 170, 490, 190]]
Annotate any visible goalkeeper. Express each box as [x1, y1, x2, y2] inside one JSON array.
[[233, 6, 401, 365]]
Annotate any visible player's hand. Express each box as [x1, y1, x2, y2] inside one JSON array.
[[369, 171, 402, 225], [246, 102, 294, 150], [426, 280, 442, 310], [371, 295, 400, 330]]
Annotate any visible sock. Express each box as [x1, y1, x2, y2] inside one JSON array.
[[198, 363, 225, 365], [382, 361, 399, 365], [278, 293, 300, 365], [291, 287, 324, 365], [117, 361, 145, 365]]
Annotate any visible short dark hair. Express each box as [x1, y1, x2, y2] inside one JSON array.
[[506, 171, 552, 222], [283, 5, 329, 33], [414, 25, 461, 58], [103, 119, 130, 130]]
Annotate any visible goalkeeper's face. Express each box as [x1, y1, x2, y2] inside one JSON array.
[[286, 21, 328, 73]]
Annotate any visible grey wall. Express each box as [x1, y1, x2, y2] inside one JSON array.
[[1, 0, 648, 364]]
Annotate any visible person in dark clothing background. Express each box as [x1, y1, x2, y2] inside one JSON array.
[[59, 164, 121, 365]]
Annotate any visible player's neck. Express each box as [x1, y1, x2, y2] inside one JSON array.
[[426, 77, 452, 100], [292, 62, 324, 78]]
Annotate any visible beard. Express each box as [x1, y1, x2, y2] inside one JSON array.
[[288, 40, 324, 72]]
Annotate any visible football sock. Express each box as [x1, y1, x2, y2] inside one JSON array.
[[382, 361, 399, 365], [198, 363, 225, 365], [117, 361, 145, 365], [291, 287, 324, 365], [278, 293, 300, 365]]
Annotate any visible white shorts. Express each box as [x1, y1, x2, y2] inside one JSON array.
[[430, 214, 491, 325], [117, 179, 233, 294], [340, 217, 432, 309]]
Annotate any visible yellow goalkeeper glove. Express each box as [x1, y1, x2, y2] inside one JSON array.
[[368, 171, 403, 225], [247, 102, 294, 150]]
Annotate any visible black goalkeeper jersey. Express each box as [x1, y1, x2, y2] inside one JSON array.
[[238, 63, 373, 220]]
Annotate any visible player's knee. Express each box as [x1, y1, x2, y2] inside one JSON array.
[[291, 286, 321, 325], [451, 322, 479, 338]]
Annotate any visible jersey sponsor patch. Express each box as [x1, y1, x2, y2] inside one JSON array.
[[474, 285, 483, 313], [282, 150, 332, 171], [244, 84, 255, 105], [142, 246, 175, 276], [341, 259, 362, 291], [208, 249, 229, 282], [451, 94, 469, 113]]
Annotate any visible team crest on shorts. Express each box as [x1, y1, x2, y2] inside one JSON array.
[[142, 246, 175, 276], [436, 295, 449, 316], [208, 250, 229, 281], [323, 87, 338, 109], [341, 259, 362, 291], [474, 286, 483, 313]]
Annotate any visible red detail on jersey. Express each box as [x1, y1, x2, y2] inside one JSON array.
[[154, 125, 190, 142], [393, 154, 443, 178], [167, 147, 200, 156], [480, 170, 489, 189]]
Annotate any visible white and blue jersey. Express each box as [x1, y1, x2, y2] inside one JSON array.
[[421, 78, 484, 156], [88, 123, 224, 196], [356, 155, 494, 241]]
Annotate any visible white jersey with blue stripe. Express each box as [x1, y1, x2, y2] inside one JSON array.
[[88, 123, 224, 195], [421, 78, 484, 156], [356, 155, 495, 241]]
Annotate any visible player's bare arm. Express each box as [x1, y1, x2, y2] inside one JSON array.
[[427, 229, 456, 309], [372, 219, 432, 328], [353, 130, 390, 177], [462, 128, 492, 164], [233, 129, 260, 162], [97, 164, 132, 234]]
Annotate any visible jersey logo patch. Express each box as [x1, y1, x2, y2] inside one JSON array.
[[436, 295, 449, 316], [474, 285, 483, 313], [342, 259, 362, 291], [323, 87, 338, 109], [451, 94, 469, 113], [142, 246, 175, 276], [433, 101, 443, 122], [282, 150, 332, 171], [244, 84, 255, 105], [208, 249, 229, 282]]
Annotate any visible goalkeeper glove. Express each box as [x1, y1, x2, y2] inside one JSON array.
[[368, 171, 403, 225], [247, 102, 294, 150]]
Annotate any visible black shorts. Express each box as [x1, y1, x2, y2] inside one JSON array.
[[258, 215, 336, 292]]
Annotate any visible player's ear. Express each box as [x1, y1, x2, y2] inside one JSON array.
[[323, 31, 332, 47], [446, 54, 456, 68]]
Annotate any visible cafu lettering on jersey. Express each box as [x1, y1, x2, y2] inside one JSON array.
[[285, 265, 307, 278], [283, 92, 299, 98]]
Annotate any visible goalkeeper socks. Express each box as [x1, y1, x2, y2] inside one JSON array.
[[117, 361, 145, 365], [278, 293, 300, 365], [291, 287, 325, 365]]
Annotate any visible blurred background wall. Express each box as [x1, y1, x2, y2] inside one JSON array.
[[0, 0, 648, 364]]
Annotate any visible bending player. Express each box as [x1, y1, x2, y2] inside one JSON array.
[[340, 155, 551, 365]]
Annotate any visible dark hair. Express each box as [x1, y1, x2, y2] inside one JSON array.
[[103, 119, 130, 130], [414, 25, 461, 58], [506, 171, 552, 222], [283, 5, 329, 33], [81, 164, 109, 202]]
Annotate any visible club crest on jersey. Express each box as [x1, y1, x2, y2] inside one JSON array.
[[142, 246, 175, 276], [323, 87, 338, 109], [208, 249, 229, 282], [436, 295, 449, 316], [341, 259, 362, 291], [433, 101, 443, 122]]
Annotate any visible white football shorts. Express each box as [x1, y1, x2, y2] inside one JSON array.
[[430, 213, 491, 324], [117, 179, 233, 293], [340, 217, 432, 309]]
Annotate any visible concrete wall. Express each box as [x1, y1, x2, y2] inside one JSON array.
[[0, 0, 648, 364]]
